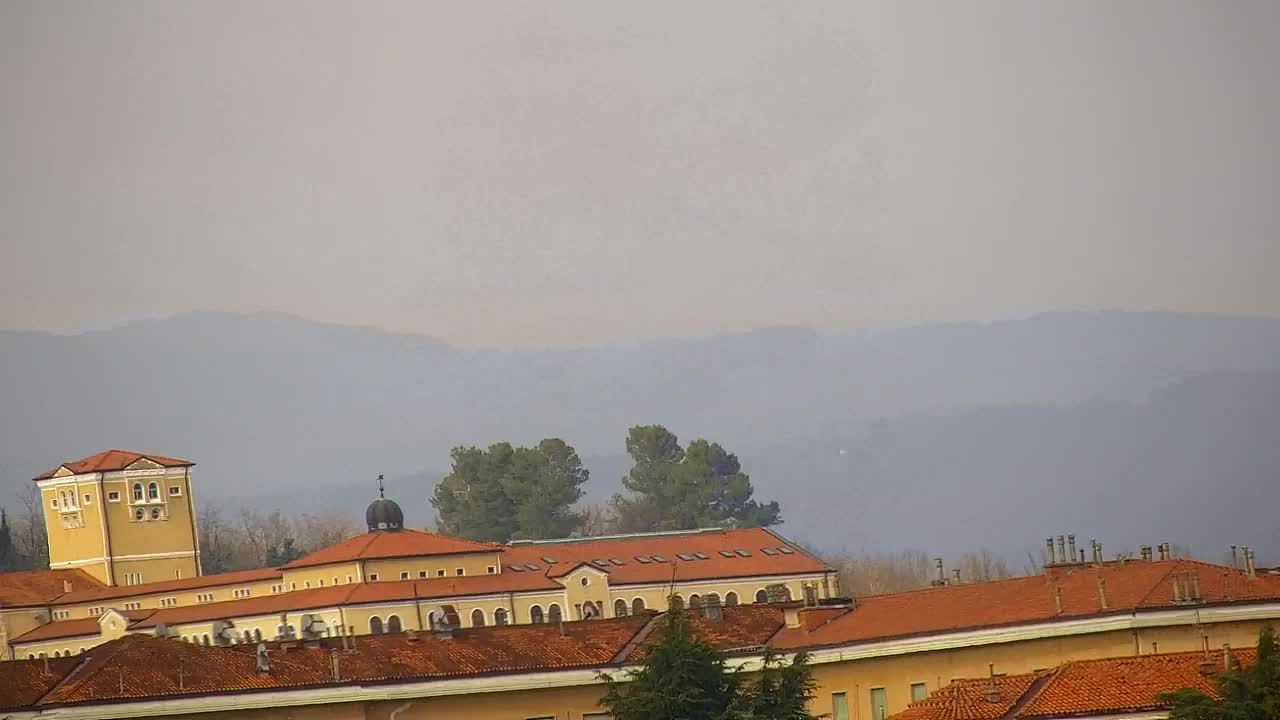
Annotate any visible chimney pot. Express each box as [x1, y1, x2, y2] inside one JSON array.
[[1057, 536, 1067, 566], [1190, 573, 1202, 602], [952, 568, 961, 585], [1045, 539, 1056, 566], [1067, 535, 1077, 564], [1230, 545, 1239, 569], [1172, 574, 1184, 603], [1223, 644, 1233, 671], [935, 558, 945, 586]]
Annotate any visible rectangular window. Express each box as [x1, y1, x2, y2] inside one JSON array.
[[50, 498, 58, 509], [346, 575, 352, 584], [107, 491, 121, 502], [232, 588, 252, 598], [436, 569, 445, 577], [418, 571, 428, 578], [88, 607, 103, 617], [487, 566, 496, 574], [160, 597, 178, 607], [368, 573, 379, 582], [83, 493, 92, 505], [455, 568, 464, 576], [832, 692, 849, 720], [197, 593, 214, 603], [400, 571, 410, 580], [123, 602, 141, 610], [168, 486, 182, 496], [870, 687, 887, 720], [911, 683, 928, 702]]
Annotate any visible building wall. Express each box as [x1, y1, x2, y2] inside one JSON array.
[[806, 617, 1277, 720], [281, 562, 363, 591], [0, 607, 50, 660], [614, 575, 817, 616], [104, 466, 198, 583], [54, 577, 285, 620], [361, 552, 505, 583], [39, 471, 110, 582]]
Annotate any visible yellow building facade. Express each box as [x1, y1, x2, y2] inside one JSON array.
[[34, 451, 200, 586]]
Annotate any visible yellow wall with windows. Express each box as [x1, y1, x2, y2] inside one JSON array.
[[362, 552, 504, 583], [0, 607, 50, 660], [613, 576, 815, 617], [40, 477, 109, 579], [280, 562, 363, 591], [54, 578, 283, 620]]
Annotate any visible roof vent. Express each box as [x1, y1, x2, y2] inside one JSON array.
[[255, 643, 270, 674]]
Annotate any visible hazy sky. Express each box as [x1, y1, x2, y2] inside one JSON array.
[[2, 1, 1277, 348]]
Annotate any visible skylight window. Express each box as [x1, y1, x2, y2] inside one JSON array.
[[651, 555, 667, 562], [610, 558, 625, 566], [593, 559, 611, 567], [719, 550, 737, 558], [735, 549, 752, 557], [524, 563, 540, 570], [778, 547, 795, 555], [693, 552, 710, 560], [676, 553, 694, 561], [761, 548, 779, 555], [509, 565, 526, 572], [541, 556, 557, 564], [635, 556, 652, 564]]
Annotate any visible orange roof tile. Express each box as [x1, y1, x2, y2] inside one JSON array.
[[0, 569, 105, 608], [1019, 649, 1257, 719], [628, 605, 785, 661], [282, 529, 500, 570], [773, 559, 1280, 650], [892, 672, 1047, 720], [52, 567, 282, 606], [0, 656, 81, 710], [33, 449, 193, 480], [504, 527, 829, 586]]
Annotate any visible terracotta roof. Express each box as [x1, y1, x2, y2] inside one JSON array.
[[282, 529, 500, 570], [52, 567, 282, 606], [0, 569, 105, 608], [33, 449, 193, 480], [1020, 649, 1256, 718], [0, 656, 81, 710], [10, 610, 156, 644], [503, 527, 829, 586], [892, 672, 1047, 720], [772, 559, 1280, 650], [627, 605, 786, 661], [892, 649, 1258, 720]]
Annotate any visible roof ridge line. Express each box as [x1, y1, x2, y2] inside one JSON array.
[[1006, 668, 1058, 720], [611, 613, 665, 664]]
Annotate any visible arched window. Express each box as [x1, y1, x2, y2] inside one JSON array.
[[470, 609, 486, 627], [670, 594, 685, 611], [148, 482, 159, 500], [79, 647, 86, 654], [754, 589, 768, 603], [614, 599, 628, 617], [547, 604, 562, 623], [725, 591, 739, 607], [59, 491, 68, 509], [52, 651, 60, 658], [369, 616, 384, 634], [27, 654, 35, 659], [243, 630, 253, 643], [253, 628, 262, 642], [132, 483, 144, 502], [781, 586, 793, 601], [529, 605, 544, 624], [494, 608, 508, 626], [706, 592, 720, 607], [632, 597, 646, 615], [201, 634, 211, 646], [387, 615, 402, 633], [689, 594, 702, 609]]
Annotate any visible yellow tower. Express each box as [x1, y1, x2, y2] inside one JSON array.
[[33, 450, 201, 586]]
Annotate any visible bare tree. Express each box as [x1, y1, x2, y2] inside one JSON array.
[[12, 483, 49, 570], [957, 548, 1011, 582], [576, 503, 616, 537]]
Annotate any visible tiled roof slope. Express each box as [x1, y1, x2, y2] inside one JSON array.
[[892, 672, 1047, 720], [628, 605, 786, 662], [0, 569, 105, 608], [503, 528, 828, 585], [773, 559, 1280, 649], [33, 449, 193, 480], [893, 648, 1257, 720], [52, 567, 282, 605], [10, 610, 155, 644], [282, 529, 500, 569], [1020, 649, 1257, 718], [0, 656, 81, 710]]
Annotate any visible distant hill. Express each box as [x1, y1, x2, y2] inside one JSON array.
[[2, 310, 1278, 561]]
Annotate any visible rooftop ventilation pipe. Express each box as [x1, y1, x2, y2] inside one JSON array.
[[1067, 535, 1077, 564], [1045, 539, 1056, 567], [1056, 536, 1067, 566]]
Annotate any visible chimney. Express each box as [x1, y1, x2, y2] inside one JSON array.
[[1230, 545, 1239, 569], [1172, 574, 1185, 603], [255, 644, 270, 674], [405, 629, 419, 642], [1160, 543, 1171, 561], [63, 580, 72, 594], [1223, 644, 1233, 672], [1097, 579, 1108, 610], [1189, 573, 1202, 602], [984, 664, 1001, 703], [1054, 586, 1063, 615], [1067, 535, 1077, 564], [1139, 545, 1152, 562], [703, 594, 723, 623], [1056, 536, 1067, 566], [1095, 541, 1104, 564], [934, 558, 946, 586], [952, 569, 962, 585], [330, 650, 341, 681], [1045, 538, 1056, 566], [1246, 549, 1257, 579], [1151, 641, 1159, 655], [1242, 547, 1253, 577], [803, 583, 819, 608]]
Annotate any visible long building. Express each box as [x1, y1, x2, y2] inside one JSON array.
[[2, 449, 836, 660]]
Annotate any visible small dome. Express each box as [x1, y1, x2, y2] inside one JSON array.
[[366, 498, 404, 532], [365, 474, 404, 532]]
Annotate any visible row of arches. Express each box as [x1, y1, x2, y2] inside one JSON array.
[[28, 647, 86, 659]]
